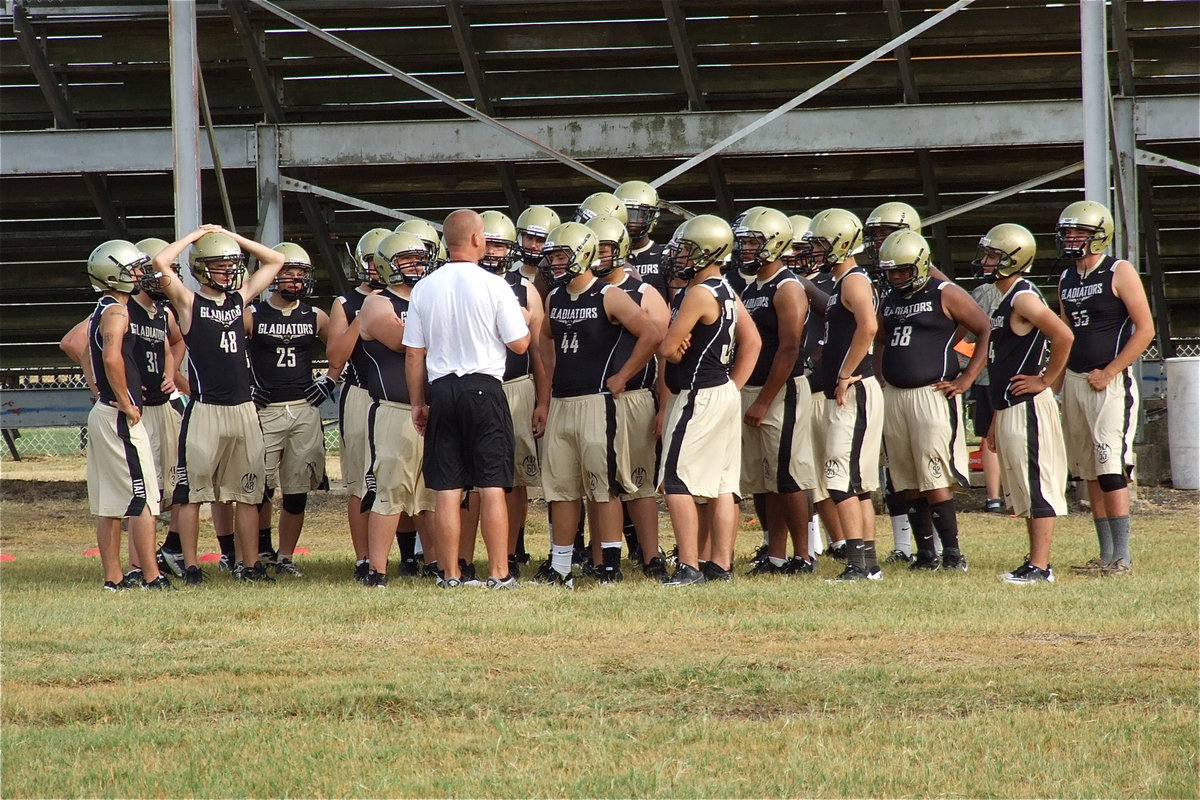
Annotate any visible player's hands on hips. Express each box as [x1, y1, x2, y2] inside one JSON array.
[[933, 376, 971, 399], [1009, 373, 1046, 397]]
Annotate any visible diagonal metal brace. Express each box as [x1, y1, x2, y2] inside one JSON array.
[[650, 0, 975, 189], [244, 0, 618, 189], [922, 162, 1084, 227], [279, 176, 440, 230]]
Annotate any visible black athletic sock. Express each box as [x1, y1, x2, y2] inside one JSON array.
[[908, 498, 936, 557], [396, 530, 417, 561], [515, 526, 527, 557], [602, 543, 622, 573], [258, 527, 273, 553], [845, 537, 865, 570], [929, 499, 960, 550], [217, 533, 236, 559], [863, 540, 879, 571], [161, 530, 182, 553]]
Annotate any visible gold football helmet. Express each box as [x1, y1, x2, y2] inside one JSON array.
[[1056, 200, 1114, 259], [877, 229, 932, 295], [87, 239, 149, 295], [190, 231, 246, 293], [271, 242, 315, 301], [480, 210, 518, 274], [733, 206, 793, 270], [354, 227, 392, 288], [863, 201, 921, 265], [539, 221, 599, 288], [585, 215, 631, 277], [665, 214, 734, 282], [394, 219, 441, 265], [572, 191, 629, 225], [973, 223, 1037, 281], [133, 237, 171, 295], [374, 232, 429, 287], [614, 180, 660, 238], [781, 215, 813, 274], [516, 205, 562, 266], [800, 208, 863, 273]]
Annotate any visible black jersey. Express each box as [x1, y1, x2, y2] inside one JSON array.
[[1059, 256, 1134, 373], [547, 278, 624, 398], [336, 288, 372, 389], [184, 292, 251, 406], [820, 267, 877, 399], [611, 274, 657, 391], [666, 277, 738, 394], [804, 271, 836, 394], [880, 280, 961, 388], [127, 297, 171, 406], [724, 269, 753, 298], [361, 290, 412, 404], [626, 240, 668, 301], [988, 278, 1048, 410], [248, 299, 319, 403], [89, 295, 141, 408], [742, 268, 805, 386], [503, 271, 532, 381]]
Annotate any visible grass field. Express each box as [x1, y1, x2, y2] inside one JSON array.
[[1, 455, 1197, 798]]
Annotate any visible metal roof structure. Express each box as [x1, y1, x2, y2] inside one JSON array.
[[1, 0, 1197, 370]]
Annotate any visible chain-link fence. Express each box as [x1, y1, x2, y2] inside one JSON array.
[[1, 366, 341, 460]]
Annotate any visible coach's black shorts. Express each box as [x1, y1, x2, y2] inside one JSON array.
[[971, 384, 994, 438], [424, 373, 515, 491]]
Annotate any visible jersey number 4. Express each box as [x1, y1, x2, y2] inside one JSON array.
[[560, 331, 580, 354]]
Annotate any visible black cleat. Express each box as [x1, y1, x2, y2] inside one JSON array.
[[354, 559, 370, 584], [487, 573, 520, 589], [365, 568, 388, 588], [746, 559, 785, 576], [184, 565, 205, 585], [782, 556, 816, 574], [827, 563, 868, 582], [701, 561, 733, 582], [664, 563, 706, 586], [909, 553, 942, 571], [275, 559, 303, 577], [641, 556, 670, 583], [142, 574, 174, 591], [884, 549, 913, 564], [532, 558, 558, 584], [397, 558, 420, 578], [941, 552, 969, 572], [507, 554, 522, 581]]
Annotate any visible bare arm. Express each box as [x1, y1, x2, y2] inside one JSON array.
[[325, 301, 359, 373], [166, 308, 190, 396], [933, 283, 991, 397], [315, 307, 342, 381], [99, 304, 140, 424], [834, 272, 878, 406], [405, 347, 429, 435], [60, 318, 99, 398], [359, 293, 407, 352], [154, 225, 223, 332], [660, 288, 712, 362], [1098, 260, 1156, 387], [525, 282, 549, 437], [1010, 292, 1074, 396], [604, 287, 664, 396], [232, 230, 286, 302], [536, 298, 556, 411], [746, 280, 806, 426]]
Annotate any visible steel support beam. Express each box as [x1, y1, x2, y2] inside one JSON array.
[[1135, 149, 1200, 177], [280, 177, 438, 228], [169, 0, 202, 241], [5, 98, 1196, 177], [244, 0, 618, 188], [663, 0, 733, 219], [445, 0, 524, 216], [1081, 0, 1110, 205], [11, 3, 127, 240], [256, 125, 282, 247], [1137, 168, 1173, 360], [923, 162, 1084, 227], [1110, 0, 1139, 261], [650, 0, 975, 188], [885, 0, 953, 277]]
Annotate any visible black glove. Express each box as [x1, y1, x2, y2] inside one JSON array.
[[305, 375, 337, 408], [251, 385, 270, 409]]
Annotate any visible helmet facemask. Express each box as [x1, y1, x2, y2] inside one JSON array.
[[273, 264, 315, 301], [518, 230, 548, 267], [539, 246, 587, 288], [388, 252, 429, 287], [592, 241, 625, 278], [624, 203, 659, 239], [481, 238, 517, 275], [195, 255, 246, 294], [1056, 223, 1106, 261]]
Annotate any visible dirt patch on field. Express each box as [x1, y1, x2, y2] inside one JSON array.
[[1, 480, 88, 504]]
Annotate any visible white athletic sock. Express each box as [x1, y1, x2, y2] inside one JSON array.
[[808, 516, 824, 557], [769, 556, 786, 568], [551, 544, 573, 577], [891, 514, 912, 556]]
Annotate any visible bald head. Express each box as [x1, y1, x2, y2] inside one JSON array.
[[444, 209, 486, 264]]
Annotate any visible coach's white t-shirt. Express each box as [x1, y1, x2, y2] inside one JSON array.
[[403, 260, 528, 382]]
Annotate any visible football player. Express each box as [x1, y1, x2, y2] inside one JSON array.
[[586, 213, 672, 580], [733, 208, 818, 575], [244, 243, 336, 577], [659, 215, 762, 585], [357, 232, 437, 588], [1056, 201, 1154, 577], [533, 222, 662, 586], [514, 205, 561, 298], [82, 240, 169, 590], [153, 224, 286, 582], [615, 180, 669, 301], [875, 230, 990, 573], [799, 209, 885, 582], [326, 227, 389, 581], [974, 224, 1074, 584]]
